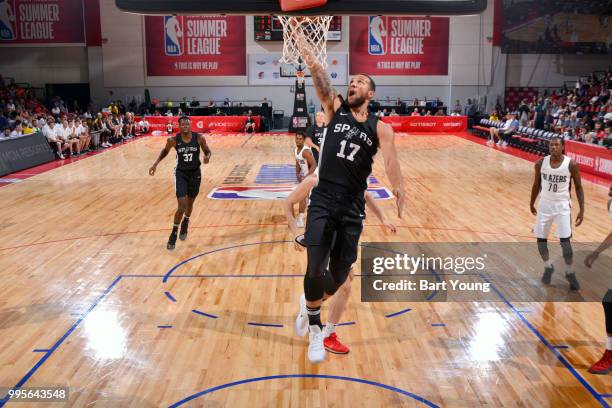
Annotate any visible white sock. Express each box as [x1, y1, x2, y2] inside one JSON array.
[[544, 260, 553, 268], [323, 322, 336, 338], [606, 336, 612, 350], [565, 267, 574, 276]]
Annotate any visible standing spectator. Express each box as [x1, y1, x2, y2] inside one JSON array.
[[453, 99, 462, 114], [518, 99, 530, 125]]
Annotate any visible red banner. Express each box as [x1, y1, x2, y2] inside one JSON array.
[[136, 116, 260, 133], [349, 16, 449, 76], [144, 16, 245, 76], [0, 0, 84, 44], [565, 140, 612, 180], [381, 116, 467, 132]]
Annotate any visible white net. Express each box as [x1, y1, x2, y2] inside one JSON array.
[[277, 16, 333, 69]]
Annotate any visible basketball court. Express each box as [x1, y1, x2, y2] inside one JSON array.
[[1, 0, 612, 406]]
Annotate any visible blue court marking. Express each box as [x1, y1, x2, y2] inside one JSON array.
[[385, 308, 412, 318], [168, 374, 439, 408], [0, 275, 123, 407], [479, 273, 609, 407], [552, 345, 570, 349], [158, 325, 173, 329], [32, 349, 49, 353], [602, 395, 612, 398], [164, 291, 176, 302], [337, 321, 356, 326], [191, 309, 218, 319], [255, 165, 298, 184], [247, 322, 284, 328], [431, 324, 446, 327]]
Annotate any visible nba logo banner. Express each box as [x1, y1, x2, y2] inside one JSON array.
[[164, 16, 183, 56], [0, 0, 85, 44], [145, 15, 246, 76], [368, 16, 387, 55], [350, 16, 449, 76]]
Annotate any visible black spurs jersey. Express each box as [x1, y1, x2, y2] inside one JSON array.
[[306, 124, 326, 162], [317, 102, 379, 195], [175, 132, 201, 171]]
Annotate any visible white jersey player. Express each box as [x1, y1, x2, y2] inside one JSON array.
[[294, 132, 316, 227], [530, 136, 584, 290]]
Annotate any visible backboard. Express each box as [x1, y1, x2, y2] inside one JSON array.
[[115, 0, 487, 16]]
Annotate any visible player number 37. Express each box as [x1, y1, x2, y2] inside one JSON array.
[[183, 153, 193, 162], [337, 140, 360, 161]]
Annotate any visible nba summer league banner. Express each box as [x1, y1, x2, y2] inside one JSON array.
[[349, 16, 449, 76], [145, 16, 246, 76], [361, 242, 612, 302], [0, 0, 84, 44]]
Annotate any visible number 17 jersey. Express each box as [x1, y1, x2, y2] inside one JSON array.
[[318, 103, 379, 195]]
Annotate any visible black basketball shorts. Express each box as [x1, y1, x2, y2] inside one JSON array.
[[304, 186, 365, 264], [175, 168, 201, 198]]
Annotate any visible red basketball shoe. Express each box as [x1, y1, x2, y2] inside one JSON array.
[[324, 333, 350, 354], [588, 350, 612, 375]]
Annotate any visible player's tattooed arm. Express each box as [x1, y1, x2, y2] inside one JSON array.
[[569, 160, 584, 226], [295, 32, 336, 116], [149, 137, 175, 176], [530, 159, 543, 215], [199, 133, 212, 164]]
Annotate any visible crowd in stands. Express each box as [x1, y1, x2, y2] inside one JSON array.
[[0, 79, 149, 160], [484, 68, 612, 148]]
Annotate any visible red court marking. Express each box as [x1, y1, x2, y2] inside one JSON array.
[[455, 131, 611, 187], [0, 222, 533, 252]]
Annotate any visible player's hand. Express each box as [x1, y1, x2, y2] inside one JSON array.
[[203, 155, 210, 164], [383, 221, 397, 234], [576, 211, 584, 227], [394, 188, 405, 219], [530, 204, 537, 216], [584, 251, 598, 268], [148, 165, 156, 176]]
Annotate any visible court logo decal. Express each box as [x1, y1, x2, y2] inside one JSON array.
[[208, 186, 392, 200]]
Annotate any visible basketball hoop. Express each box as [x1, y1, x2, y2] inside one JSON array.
[[278, 15, 333, 69]]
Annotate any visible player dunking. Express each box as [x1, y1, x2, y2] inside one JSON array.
[[295, 34, 405, 363], [584, 184, 612, 374], [149, 116, 211, 250], [530, 136, 584, 290], [295, 132, 316, 228]]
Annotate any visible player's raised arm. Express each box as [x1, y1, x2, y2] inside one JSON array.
[[149, 136, 175, 176], [295, 31, 337, 118], [530, 159, 543, 215], [377, 121, 404, 218], [569, 160, 584, 226], [198, 133, 212, 164]]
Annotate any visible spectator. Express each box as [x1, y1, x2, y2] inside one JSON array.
[[75, 118, 90, 152], [223, 98, 230, 107], [518, 99, 530, 125], [192, 97, 201, 108], [244, 113, 256, 133], [489, 110, 501, 122], [389, 109, 399, 117], [137, 117, 150, 134], [165, 109, 173, 117], [1, 127, 11, 139], [435, 109, 445, 116], [42, 117, 67, 159], [411, 108, 421, 117], [453, 99, 462, 115], [62, 119, 80, 156], [9, 122, 22, 137], [488, 112, 519, 147]]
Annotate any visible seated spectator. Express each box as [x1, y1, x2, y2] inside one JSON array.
[[382, 108, 388, 116], [123, 112, 136, 137], [488, 110, 501, 122], [244, 114, 256, 133], [389, 109, 399, 117], [435, 109, 445, 116], [425, 110, 432, 116], [165, 109, 173, 117], [192, 97, 201, 107], [137, 117, 150, 134], [1, 127, 11, 139], [488, 112, 519, 147], [223, 98, 230, 107], [61, 119, 80, 156], [215, 108, 225, 116], [75, 118, 90, 153], [42, 117, 68, 159], [93, 113, 112, 148], [411, 108, 421, 117]]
